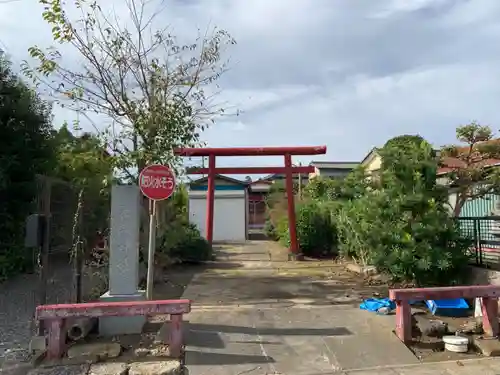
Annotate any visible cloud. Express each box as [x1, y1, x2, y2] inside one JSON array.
[[2, 0, 500, 173]]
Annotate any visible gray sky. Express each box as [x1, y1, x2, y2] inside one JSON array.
[[2, 0, 500, 170]]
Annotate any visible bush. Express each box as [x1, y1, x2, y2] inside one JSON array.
[[158, 222, 213, 264], [338, 190, 470, 285], [336, 135, 471, 286], [277, 201, 337, 257], [264, 217, 278, 240]]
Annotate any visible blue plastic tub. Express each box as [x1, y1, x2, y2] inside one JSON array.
[[425, 298, 470, 317]]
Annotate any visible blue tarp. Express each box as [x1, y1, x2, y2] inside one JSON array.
[[360, 298, 396, 313]]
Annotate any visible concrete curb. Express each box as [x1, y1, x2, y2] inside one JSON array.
[[332, 356, 499, 374]]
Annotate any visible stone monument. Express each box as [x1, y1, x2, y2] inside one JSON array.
[[99, 184, 146, 335]]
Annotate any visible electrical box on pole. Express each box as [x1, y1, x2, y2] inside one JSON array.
[[25, 214, 47, 248]]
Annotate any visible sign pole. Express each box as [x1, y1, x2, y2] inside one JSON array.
[[146, 199, 157, 300], [139, 164, 176, 301]]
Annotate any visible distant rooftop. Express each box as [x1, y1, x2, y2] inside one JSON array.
[[310, 161, 360, 169]]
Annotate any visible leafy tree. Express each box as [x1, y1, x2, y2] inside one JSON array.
[[51, 124, 114, 257], [381, 134, 437, 192], [305, 177, 337, 201], [441, 122, 500, 216], [337, 135, 470, 285], [383, 134, 427, 152], [24, 0, 236, 179], [0, 57, 55, 279], [306, 167, 371, 201], [52, 124, 114, 187], [25, 0, 236, 257]]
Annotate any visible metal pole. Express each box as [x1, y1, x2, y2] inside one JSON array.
[[38, 178, 51, 335], [146, 199, 157, 300]]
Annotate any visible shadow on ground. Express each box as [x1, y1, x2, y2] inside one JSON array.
[[186, 323, 352, 348]]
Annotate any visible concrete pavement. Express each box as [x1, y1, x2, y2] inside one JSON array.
[[182, 241, 421, 374], [4, 240, 498, 375], [344, 357, 500, 374]]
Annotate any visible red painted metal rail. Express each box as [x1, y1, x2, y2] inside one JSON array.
[[36, 299, 191, 319], [389, 285, 500, 301]]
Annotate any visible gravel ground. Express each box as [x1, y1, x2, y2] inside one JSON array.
[[0, 256, 75, 369]]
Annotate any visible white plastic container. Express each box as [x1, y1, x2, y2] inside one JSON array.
[[443, 335, 469, 353], [475, 297, 482, 317]]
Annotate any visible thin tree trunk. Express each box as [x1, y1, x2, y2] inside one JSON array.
[[454, 195, 465, 217]]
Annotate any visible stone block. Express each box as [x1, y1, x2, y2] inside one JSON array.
[[472, 336, 500, 357], [98, 291, 146, 336], [66, 342, 122, 361], [89, 363, 128, 375], [128, 361, 181, 375], [346, 263, 378, 276], [108, 185, 141, 296]]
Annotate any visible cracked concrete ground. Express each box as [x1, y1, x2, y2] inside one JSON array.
[[4, 240, 500, 375]]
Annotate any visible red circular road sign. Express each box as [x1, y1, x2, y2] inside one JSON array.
[[139, 164, 176, 200]]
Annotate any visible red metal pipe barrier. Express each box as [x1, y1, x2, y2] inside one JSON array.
[[175, 145, 327, 157]]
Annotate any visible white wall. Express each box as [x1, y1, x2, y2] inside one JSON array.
[[188, 190, 247, 242]]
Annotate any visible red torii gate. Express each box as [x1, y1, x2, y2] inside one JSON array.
[[175, 146, 327, 258]]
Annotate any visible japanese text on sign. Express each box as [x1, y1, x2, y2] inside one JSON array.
[[140, 175, 174, 190]]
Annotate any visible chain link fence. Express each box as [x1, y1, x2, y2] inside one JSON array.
[[34, 175, 111, 307]]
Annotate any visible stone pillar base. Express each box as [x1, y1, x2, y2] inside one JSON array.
[[98, 290, 146, 336]]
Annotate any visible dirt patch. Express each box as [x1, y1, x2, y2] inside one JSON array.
[[150, 263, 208, 300], [401, 305, 483, 363]]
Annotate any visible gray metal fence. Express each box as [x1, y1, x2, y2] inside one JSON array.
[[457, 216, 500, 269]]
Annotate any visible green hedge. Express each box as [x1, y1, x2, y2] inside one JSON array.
[[277, 201, 337, 257], [335, 135, 471, 286], [158, 222, 213, 264]]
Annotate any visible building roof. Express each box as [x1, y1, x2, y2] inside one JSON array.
[[250, 178, 273, 185], [309, 161, 359, 169], [189, 174, 249, 186], [360, 147, 379, 166], [437, 139, 500, 175], [438, 156, 500, 175]]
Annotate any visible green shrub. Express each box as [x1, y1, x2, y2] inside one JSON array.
[[158, 222, 213, 264], [264, 217, 278, 240], [277, 201, 337, 257], [336, 135, 471, 286]]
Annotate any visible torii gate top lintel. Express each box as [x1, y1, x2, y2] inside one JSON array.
[[174, 145, 327, 157], [175, 145, 327, 259]]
